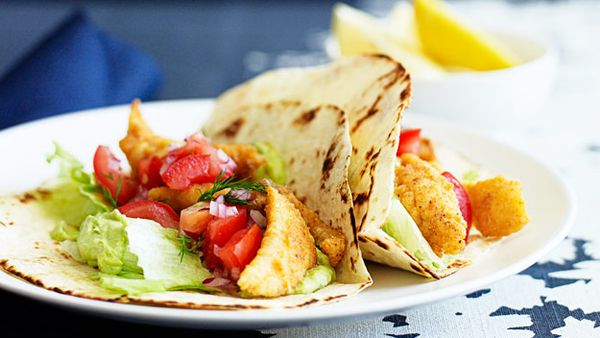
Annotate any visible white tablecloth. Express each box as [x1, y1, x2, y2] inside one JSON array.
[[243, 1, 600, 337]]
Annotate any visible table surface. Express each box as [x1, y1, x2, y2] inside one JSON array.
[[1, 1, 599, 337]]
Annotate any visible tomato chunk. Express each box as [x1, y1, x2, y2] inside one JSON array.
[[180, 202, 212, 239], [138, 156, 163, 189], [206, 208, 248, 247], [202, 240, 221, 270], [93, 145, 138, 205], [397, 129, 421, 156], [118, 200, 180, 229], [442, 171, 473, 241], [216, 224, 263, 276], [162, 133, 235, 184], [161, 154, 212, 190]]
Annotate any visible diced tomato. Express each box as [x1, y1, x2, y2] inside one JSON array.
[[93, 145, 138, 205], [118, 200, 180, 229], [202, 240, 221, 270], [180, 202, 212, 239], [216, 224, 263, 276], [161, 154, 212, 190], [397, 129, 421, 156], [206, 208, 248, 247], [138, 156, 163, 189], [162, 133, 235, 184], [442, 171, 473, 241]]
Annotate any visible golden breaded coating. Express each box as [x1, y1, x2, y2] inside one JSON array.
[[465, 176, 529, 237], [119, 100, 174, 175], [238, 186, 316, 297], [395, 154, 467, 256], [275, 185, 346, 267], [215, 144, 266, 179], [148, 183, 212, 212], [418, 137, 436, 162]]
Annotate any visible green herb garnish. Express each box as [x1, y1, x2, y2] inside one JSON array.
[[176, 233, 202, 263], [197, 172, 265, 205]]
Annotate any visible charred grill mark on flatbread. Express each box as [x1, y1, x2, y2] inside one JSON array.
[[400, 83, 411, 102], [358, 236, 368, 243], [373, 238, 390, 250], [356, 161, 377, 230], [294, 107, 320, 126], [18, 192, 37, 204], [340, 188, 349, 203], [321, 140, 339, 187], [219, 117, 245, 138], [324, 294, 346, 302], [409, 262, 424, 273], [292, 298, 320, 308], [350, 95, 382, 134], [349, 206, 358, 246]]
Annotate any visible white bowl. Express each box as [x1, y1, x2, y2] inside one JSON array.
[[325, 31, 557, 130], [410, 31, 557, 129]]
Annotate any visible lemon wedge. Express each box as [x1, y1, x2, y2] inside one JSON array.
[[414, 0, 520, 70], [332, 3, 446, 79]]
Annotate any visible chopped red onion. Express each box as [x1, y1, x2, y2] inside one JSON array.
[[216, 149, 237, 172], [229, 189, 250, 201], [210, 195, 238, 218], [250, 209, 267, 228]]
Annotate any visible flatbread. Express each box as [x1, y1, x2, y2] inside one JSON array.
[[0, 101, 370, 309], [209, 55, 495, 279], [210, 55, 411, 237], [205, 100, 370, 285]]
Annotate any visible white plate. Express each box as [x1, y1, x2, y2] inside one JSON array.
[[0, 100, 575, 329]]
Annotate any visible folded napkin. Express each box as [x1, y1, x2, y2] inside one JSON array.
[[0, 11, 162, 130]]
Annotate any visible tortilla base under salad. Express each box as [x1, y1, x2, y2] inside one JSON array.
[[0, 100, 370, 309]]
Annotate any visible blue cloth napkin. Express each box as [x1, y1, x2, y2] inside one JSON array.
[[0, 11, 162, 130]]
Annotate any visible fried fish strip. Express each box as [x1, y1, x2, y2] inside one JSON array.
[[238, 186, 316, 297], [275, 185, 346, 267], [465, 176, 528, 237], [148, 183, 213, 212], [395, 153, 467, 256], [119, 100, 175, 176]]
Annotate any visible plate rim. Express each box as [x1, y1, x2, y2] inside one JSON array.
[[0, 99, 577, 329]]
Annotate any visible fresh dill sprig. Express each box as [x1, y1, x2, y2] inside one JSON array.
[[176, 233, 202, 263], [197, 171, 265, 204]]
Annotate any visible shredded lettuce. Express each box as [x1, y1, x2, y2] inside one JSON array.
[[293, 249, 335, 294], [382, 198, 444, 271], [122, 218, 211, 290], [462, 169, 480, 183], [253, 142, 287, 184], [44, 142, 111, 235], [77, 211, 212, 295]]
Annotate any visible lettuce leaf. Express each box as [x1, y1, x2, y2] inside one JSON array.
[[382, 198, 444, 270], [253, 142, 287, 184], [44, 142, 111, 234], [293, 249, 335, 294], [77, 211, 212, 295], [122, 218, 211, 292]]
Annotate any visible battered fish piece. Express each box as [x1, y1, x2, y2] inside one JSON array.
[[418, 137, 436, 162], [215, 144, 266, 179], [395, 154, 467, 256], [238, 186, 317, 297], [275, 185, 346, 267], [465, 177, 529, 237], [119, 100, 175, 175], [148, 183, 212, 211]]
